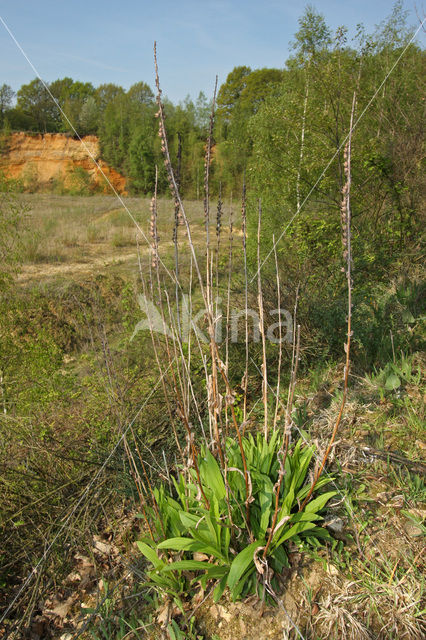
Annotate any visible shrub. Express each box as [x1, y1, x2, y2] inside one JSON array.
[[67, 165, 92, 195]]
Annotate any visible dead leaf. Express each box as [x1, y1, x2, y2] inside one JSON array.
[[93, 539, 111, 555], [46, 596, 74, 620], [156, 599, 180, 628], [193, 584, 205, 604], [65, 571, 81, 584]]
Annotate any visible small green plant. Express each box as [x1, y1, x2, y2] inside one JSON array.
[[293, 401, 310, 428], [365, 354, 422, 399], [50, 173, 67, 194], [22, 162, 39, 192], [401, 510, 426, 537], [138, 433, 336, 606], [389, 467, 426, 506], [167, 616, 211, 640], [83, 580, 148, 640], [67, 165, 92, 195]]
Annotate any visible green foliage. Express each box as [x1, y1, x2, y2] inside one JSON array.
[[0, 190, 26, 289], [138, 434, 335, 605], [214, 66, 284, 192], [167, 617, 208, 640], [388, 467, 426, 506], [17, 78, 60, 132], [291, 4, 332, 58], [217, 66, 252, 121], [67, 165, 93, 195], [83, 580, 149, 640], [127, 123, 156, 193], [351, 279, 425, 369], [240, 4, 424, 373], [0, 84, 14, 126], [365, 353, 422, 400], [50, 77, 96, 133], [0, 273, 159, 599], [127, 81, 155, 107], [79, 96, 99, 135], [5, 2, 422, 214]]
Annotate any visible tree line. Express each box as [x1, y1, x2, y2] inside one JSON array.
[[0, 1, 423, 218]]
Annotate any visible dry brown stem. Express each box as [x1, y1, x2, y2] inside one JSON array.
[[299, 91, 356, 511]]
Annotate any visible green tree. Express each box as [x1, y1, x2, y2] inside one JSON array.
[[0, 84, 14, 126], [127, 81, 155, 107], [50, 78, 95, 133], [215, 67, 284, 193], [238, 69, 284, 114], [17, 78, 59, 132], [96, 82, 158, 191], [95, 83, 125, 112], [79, 96, 99, 135], [194, 91, 211, 131], [217, 65, 252, 122], [127, 123, 155, 193], [291, 4, 332, 59], [98, 90, 131, 171], [245, 2, 424, 364]]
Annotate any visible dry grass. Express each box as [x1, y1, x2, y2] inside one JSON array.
[[16, 193, 226, 282]]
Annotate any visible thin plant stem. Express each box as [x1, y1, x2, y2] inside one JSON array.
[[203, 79, 224, 466], [272, 235, 282, 430], [136, 246, 185, 464], [241, 177, 249, 423], [225, 199, 233, 437], [257, 200, 268, 438], [154, 44, 249, 510], [299, 91, 356, 511], [263, 324, 300, 559], [296, 66, 309, 214]]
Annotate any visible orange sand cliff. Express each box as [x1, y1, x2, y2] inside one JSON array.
[[0, 132, 127, 194]]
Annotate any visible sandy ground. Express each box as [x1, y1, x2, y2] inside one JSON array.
[[14, 194, 239, 284], [17, 249, 140, 282]]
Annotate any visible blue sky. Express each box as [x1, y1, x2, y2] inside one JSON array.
[[0, 1, 422, 103]]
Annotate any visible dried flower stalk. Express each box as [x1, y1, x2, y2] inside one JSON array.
[[149, 167, 159, 269], [299, 92, 356, 511], [272, 235, 282, 430], [257, 200, 268, 438], [154, 43, 250, 518], [241, 177, 249, 423]]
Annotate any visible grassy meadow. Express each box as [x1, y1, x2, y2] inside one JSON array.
[[16, 194, 216, 281]]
